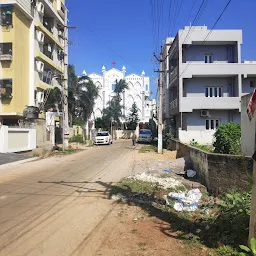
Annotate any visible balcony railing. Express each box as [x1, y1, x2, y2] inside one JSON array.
[[170, 99, 178, 109], [0, 43, 12, 61], [169, 67, 178, 85]]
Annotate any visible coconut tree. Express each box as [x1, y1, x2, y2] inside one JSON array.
[[76, 75, 99, 125]]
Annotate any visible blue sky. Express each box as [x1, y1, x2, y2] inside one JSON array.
[[66, 0, 256, 99]]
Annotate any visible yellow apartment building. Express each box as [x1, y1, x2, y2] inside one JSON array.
[[0, 0, 67, 126]]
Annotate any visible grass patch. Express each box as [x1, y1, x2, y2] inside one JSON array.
[[139, 145, 157, 153], [51, 146, 83, 156], [32, 153, 40, 157], [190, 139, 214, 152], [110, 178, 251, 255]]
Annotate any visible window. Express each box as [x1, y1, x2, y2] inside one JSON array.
[[250, 80, 255, 88], [205, 119, 219, 130], [204, 54, 213, 63], [0, 79, 12, 98], [112, 84, 116, 91], [0, 6, 13, 26], [205, 87, 222, 97], [0, 43, 12, 55]]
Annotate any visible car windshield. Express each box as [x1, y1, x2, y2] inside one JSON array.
[[139, 130, 152, 135], [97, 132, 109, 136]]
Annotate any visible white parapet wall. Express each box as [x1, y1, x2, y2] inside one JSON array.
[[0, 125, 36, 153], [178, 129, 215, 145]]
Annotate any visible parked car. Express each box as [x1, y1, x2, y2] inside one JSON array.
[[94, 131, 113, 145], [137, 129, 153, 143]]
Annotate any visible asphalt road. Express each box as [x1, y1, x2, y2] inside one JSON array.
[[0, 153, 30, 166], [0, 140, 136, 256]]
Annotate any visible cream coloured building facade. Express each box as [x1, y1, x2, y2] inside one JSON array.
[[0, 0, 67, 125], [84, 66, 156, 124]]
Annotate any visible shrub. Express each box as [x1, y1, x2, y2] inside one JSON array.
[[69, 134, 84, 143], [213, 122, 241, 155]]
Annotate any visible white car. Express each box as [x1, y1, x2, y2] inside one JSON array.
[[94, 131, 113, 145]]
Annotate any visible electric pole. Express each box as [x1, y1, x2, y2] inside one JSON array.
[[62, 16, 76, 151], [154, 48, 166, 154]]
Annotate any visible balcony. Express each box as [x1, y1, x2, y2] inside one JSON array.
[[169, 99, 179, 115], [169, 67, 178, 86], [0, 43, 12, 61], [0, 79, 13, 100], [180, 63, 256, 78], [35, 22, 64, 49], [180, 97, 241, 112], [56, 0, 65, 19]]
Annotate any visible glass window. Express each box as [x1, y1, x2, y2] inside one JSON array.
[[216, 120, 219, 128], [206, 120, 209, 130], [218, 87, 222, 97], [214, 87, 218, 97], [210, 88, 213, 97], [250, 81, 255, 88], [0, 7, 13, 26], [205, 87, 208, 97], [210, 120, 214, 129], [112, 84, 115, 91], [204, 54, 213, 63]]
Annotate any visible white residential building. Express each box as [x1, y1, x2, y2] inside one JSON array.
[[162, 26, 256, 144], [83, 66, 156, 125]]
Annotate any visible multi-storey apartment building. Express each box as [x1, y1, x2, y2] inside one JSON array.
[[0, 0, 67, 126], [162, 26, 256, 144]]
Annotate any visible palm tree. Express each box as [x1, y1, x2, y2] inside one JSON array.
[[76, 75, 99, 125], [114, 79, 128, 101]]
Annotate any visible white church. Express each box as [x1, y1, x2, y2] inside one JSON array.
[[82, 65, 156, 126]]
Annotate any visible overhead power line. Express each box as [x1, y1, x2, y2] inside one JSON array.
[[179, 0, 233, 79]]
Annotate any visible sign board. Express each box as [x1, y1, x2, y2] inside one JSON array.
[[247, 89, 256, 121]]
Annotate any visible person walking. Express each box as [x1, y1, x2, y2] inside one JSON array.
[[132, 132, 136, 146]]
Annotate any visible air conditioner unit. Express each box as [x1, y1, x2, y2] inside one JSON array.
[[58, 30, 63, 37], [36, 60, 44, 73], [37, 2, 44, 15], [47, 44, 52, 52], [200, 110, 210, 117], [36, 30, 45, 44], [37, 91, 44, 103]]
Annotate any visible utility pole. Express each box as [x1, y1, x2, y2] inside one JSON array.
[[62, 13, 76, 151], [154, 47, 167, 154]]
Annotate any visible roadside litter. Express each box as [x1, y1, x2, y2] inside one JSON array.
[[186, 169, 196, 178], [164, 169, 172, 173], [165, 188, 202, 212], [127, 172, 182, 189]]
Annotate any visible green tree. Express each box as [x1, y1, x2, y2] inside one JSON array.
[[76, 75, 99, 126], [114, 79, 128, 99], [68, 64, 78, 125], [126, 102, 139, 130], [213, 122, 241, 155], [44, 87, 62, 112]]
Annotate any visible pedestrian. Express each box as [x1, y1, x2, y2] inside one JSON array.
[[132, 132, 136, 146]]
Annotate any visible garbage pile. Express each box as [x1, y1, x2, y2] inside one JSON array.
[[165, 188, 202, 212]]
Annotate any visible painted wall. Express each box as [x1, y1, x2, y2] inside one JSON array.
[[2, 7, 30, 113], [0, 125, 36, 153], [184, 77, 238, 97], [171, 139, 252, 195], [184, 45, 235, 63], [242, 78, 256, 96]]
